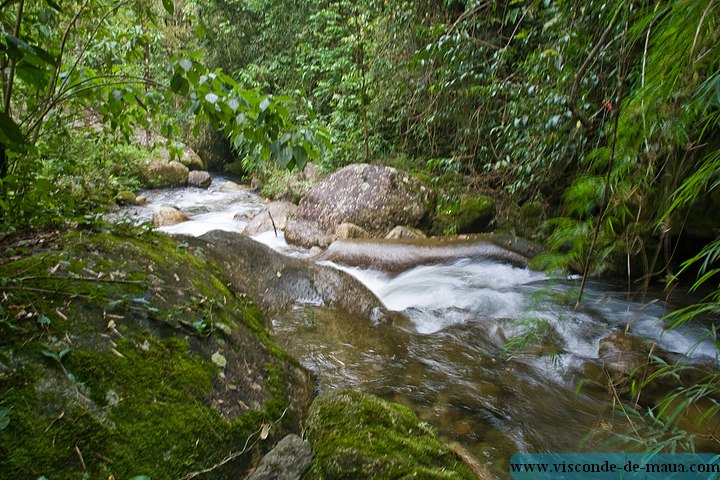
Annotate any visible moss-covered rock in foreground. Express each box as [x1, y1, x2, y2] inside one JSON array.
[[304, 390, 476, 479], [0, 228, 313, 480]]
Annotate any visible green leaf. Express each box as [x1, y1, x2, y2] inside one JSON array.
[[15, 63, 51, 91], [293, 145, 308, 170], [0, 407, 10, 430], [170, 73, 189, 95], [162, 0, 174, 15], [277, 145, 293, 168], [0, 111, 27, 145], [41, 350, 59, 361]]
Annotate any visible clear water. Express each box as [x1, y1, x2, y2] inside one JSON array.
[[120, 179, 720, 477]]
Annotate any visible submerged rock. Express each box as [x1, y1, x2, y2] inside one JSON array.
[[217, 180, 244, 192], [304, 390, 476, 479], [285, 164, 433, 248], [187, 170, 212, 189], [152, 205, 190, 226], [243, 201, 298, 236], [0, 230, 313, 479], [317, 233, 541, 273], [188, 230, 396, 323]]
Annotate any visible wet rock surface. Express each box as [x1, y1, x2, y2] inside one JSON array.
[[187, 230, 397, 323], [152, 205, 190, 226], [317, 233, 541, 272]]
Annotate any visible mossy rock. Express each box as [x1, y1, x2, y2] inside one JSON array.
[[0, 228, 313, 480], [304, 390, 476, 479], [115, 190, 138, 206], [433, 195, 495, 235]]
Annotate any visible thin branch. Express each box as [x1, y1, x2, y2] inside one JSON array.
[[21, 75, 165, 129], [57, 0, 132, 98], [576, 71, 628, 309], [566, 2, 624, 132], [2, 0, 25, 115], [14, 275, 146, 285], [267, 211, 278, 237], [46, 0, 92, 109], [29, 0, 134, 143], [447, 0, 491, 34]]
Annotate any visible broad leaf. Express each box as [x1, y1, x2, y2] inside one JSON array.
[[162, 0, 175, 15], [44, 0, 64, 12], [0, 111, 27, 145], [170, 73, 189, 95]]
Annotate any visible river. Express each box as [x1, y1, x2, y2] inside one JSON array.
[[118, 176, 720, 477]]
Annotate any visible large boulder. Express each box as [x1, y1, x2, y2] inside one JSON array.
[[138, 158, 189, 189], [285, 164, 434, 248], [243, 201, 298, 236], [0, 231, 314, 479], [187, 230, 397, 323], [304, 390, 476, 479]]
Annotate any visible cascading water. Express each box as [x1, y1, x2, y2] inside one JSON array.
[[120, 177, 719, 478]]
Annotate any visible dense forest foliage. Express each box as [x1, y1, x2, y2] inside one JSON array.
[[1, 0, 719, 455]]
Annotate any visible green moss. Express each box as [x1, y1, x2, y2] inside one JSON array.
[[305, 390, 475, 479], [433, 194, 496, 235], [0, 230, 312, 480]]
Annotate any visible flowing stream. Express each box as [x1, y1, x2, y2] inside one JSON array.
[[120, 176, 719, 477]]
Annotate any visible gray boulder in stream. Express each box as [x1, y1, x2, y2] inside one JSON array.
[[188, 230, 395, 323], [285, 164, 434, 248]]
